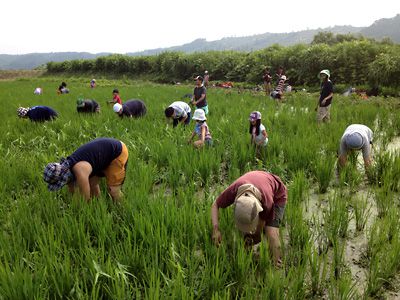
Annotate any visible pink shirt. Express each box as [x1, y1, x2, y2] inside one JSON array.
[[216, 171, 287, 222]]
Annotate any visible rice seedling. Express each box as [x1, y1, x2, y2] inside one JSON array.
[[351, 194, 372, 232]]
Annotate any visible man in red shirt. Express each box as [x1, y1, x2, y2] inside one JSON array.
[[211, 171, 287, 266]]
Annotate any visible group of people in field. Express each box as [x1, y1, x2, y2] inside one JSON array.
[[16, 69, 375, 267]]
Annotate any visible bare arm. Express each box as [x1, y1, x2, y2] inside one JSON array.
[[211, 201, 222, 246], [71, 161, 93, 201], [266, 226, 282, 267], [200, 126, 206, 143], [188, 131, 196, 143]]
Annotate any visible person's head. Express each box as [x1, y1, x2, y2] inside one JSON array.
[[165, 106, 175, 118], [234, 184, 263, 234], [61, 82, 67, 87], [319, 69, 330, 81], [280, 75, 287, 81], [43, 159, 73, 191], [277, 66, 284, 74], [204, 70, 208, 74], [113, 103, 123, 114], [113, 88, 119, 95], [77, 99, 85, 108], [91, 79, 96, 83], [194, 76, 203, 86], [345, 132, 364, 150], [17, 107, 30, 118], [192, 109, 206, 123], [249, 111, 262, 135]]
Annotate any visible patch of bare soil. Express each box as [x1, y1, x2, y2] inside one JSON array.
[[0, 70, 44, 80]]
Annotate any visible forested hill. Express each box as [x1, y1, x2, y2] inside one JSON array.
[[0, 14, 399, 70]]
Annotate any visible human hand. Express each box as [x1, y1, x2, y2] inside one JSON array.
[[212, 229, 222, 246]]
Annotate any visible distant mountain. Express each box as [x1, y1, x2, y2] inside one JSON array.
[[360, 14, 400, 42], [128, 26, 362, 56], [0, 52, 109, 70], [0, 14, 398, 70]]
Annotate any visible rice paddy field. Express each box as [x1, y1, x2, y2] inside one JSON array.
[[0, 76, 400, 299]]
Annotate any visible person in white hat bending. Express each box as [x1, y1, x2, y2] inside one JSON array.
[[316, 69, 334, 123], [338, 124, 373, 171], [211, 171, 287, 266], [188, 108, 213, 148], [113, 99, 147, 118]]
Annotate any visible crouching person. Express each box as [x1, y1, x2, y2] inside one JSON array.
[[43, 138, 128, 202], [211, 171, 287, 266], [188, 109, 213, 148]]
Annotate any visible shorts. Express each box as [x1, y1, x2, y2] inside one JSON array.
[[198, 105, 209, 115], [266, 204, 285, 228], [103, 142, 129, 186], [317, 105, 331, 122]]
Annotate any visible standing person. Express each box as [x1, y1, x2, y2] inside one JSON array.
[[316, 69, 333, 123], [77, 99, 100, 113], [338, 124, 373, 171], [43, 138, 128, 202], [165, 101, 191, 128], [275, 66, 284, 85], [263, 68, 272, 96], [191, 76, 208, 115], [249, 111, 268, 152], [188, 109, 213, 148], [17, 106, 58, 122], [270, 75, 286, 101], [90, 79, 96, 88], [203, 71, 210, 87], [58, 82, 69, 94], [113, 99, 147, 118], [108, 89, 122, 105], [211, 171, 287, 266]]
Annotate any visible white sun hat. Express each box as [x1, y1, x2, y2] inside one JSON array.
[[192, 108, 206, 121], [113, 103, 123, 113]]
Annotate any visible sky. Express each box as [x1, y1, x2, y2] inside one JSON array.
[[1, 0, 399, 55]]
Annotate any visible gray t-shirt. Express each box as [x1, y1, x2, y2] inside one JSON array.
[[169, 101, 191, 119], [339, 124, 373, 158]]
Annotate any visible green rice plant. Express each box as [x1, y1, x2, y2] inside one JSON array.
[[327, 272, 357, 300], [308, 247, 327, 296], [313, 154, 335, 193], [323, 193, 351, 244], [374, 186, 393, 218], [351, 194, 372, 232]]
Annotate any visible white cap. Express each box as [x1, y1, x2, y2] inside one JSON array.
[[234, 184, 263, 233], [281, 75, 287, 80], [192, 108, 206, 121], [113, 103, 122, 113]]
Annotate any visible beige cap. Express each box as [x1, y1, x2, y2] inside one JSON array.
[[234, 184, 263, 233]]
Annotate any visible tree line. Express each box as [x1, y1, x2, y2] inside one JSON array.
[[46, 37, 400, 88]]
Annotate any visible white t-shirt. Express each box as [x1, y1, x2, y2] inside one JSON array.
[[253, 124, 268, 147], [170, 101, 191, 119], [340, 124, 373, 158]]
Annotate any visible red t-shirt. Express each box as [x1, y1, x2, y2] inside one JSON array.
[[113, 94, 122, 105], [216, 171, 287, 222]]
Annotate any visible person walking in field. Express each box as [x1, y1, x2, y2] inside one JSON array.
[[77, 99, 100, 113], [165, 101, 191, 128], [17, 106, 58, 122], [203, 71, 210, 87], [43, 138, 128, 202], [108, 89, 123, 105], [270, 75, 286, 100], [211, 171, 287, 266], [113, 99, 147, 118], [249, 111, 268, 156], [316, 69, 333, 123], [338, 124, 373, 171], [188, 109, 213, 148], [191, 75, 209, 115], [263, 68, 272, 96]]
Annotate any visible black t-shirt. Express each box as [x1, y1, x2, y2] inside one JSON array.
[[319, 80, 333, 107], [67, 138, 122, 177], [193, 86, 207, 108], [121, 100, 147, 118], [27, 106, 58, 121], [77, 100, 99, 113]]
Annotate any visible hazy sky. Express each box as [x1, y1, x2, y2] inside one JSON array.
[[1, 0, 399, 54]]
